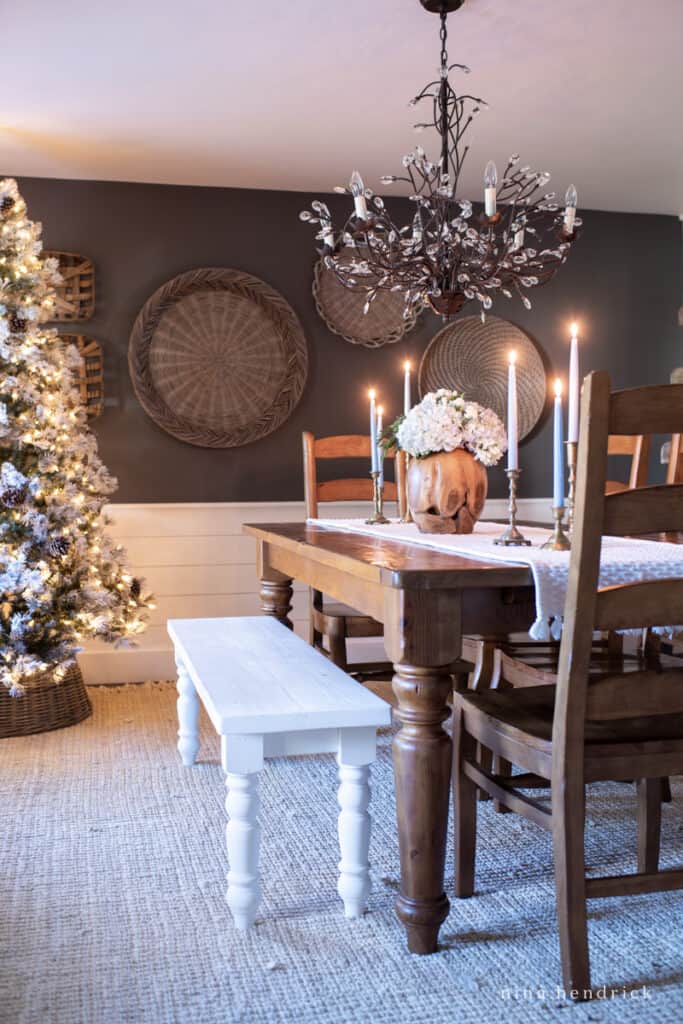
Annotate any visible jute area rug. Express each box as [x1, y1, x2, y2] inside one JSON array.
[[0, 682, 681, 1024]]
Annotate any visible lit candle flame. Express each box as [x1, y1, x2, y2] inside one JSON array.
[[554, 378, 563, 397], [570, 321, 579, 338], [509, 349, 517, 365], [368, 388, 376, 400], [403, 360, 411, 372]]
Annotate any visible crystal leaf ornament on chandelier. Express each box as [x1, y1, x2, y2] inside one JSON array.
[[300, 0, 581, 321]]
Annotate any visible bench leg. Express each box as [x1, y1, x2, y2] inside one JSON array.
[[224, 771, 261, 930], [222, 735, 264, 930], [337, 727, 375, 919], [176, 659, 200, 767]]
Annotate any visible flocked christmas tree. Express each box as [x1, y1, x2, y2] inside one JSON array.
[[0, 178, 152, 695]]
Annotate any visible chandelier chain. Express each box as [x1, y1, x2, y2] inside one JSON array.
[[439, 9, 448, 71]]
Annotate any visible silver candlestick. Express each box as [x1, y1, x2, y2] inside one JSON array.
[[541, 506, 571, 550], [399, 450, 413, 523], [494, 468, 531, 546], [365, 470, 390, 525], [565, 440, 577, 534]]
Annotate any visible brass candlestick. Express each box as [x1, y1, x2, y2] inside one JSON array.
[[365, 470, 390, 525], [494, 468, 531, 546], [541, 506, 571, 550], [565, 440, 577, 534], [399, 450, 413, 523]]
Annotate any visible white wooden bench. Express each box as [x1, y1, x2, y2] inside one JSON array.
[[167, 616, 392, 929]]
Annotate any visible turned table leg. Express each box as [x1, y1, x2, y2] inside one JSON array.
[[384, 589, 462, 955], [392, 663, 453, 953], [259, 579, 294, 629]]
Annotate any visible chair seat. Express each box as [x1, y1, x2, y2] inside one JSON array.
[[498, 643, 649, 688], [459, 684, 683, 782], [313, 601, 384, 639], [322, 601, 372, 620]]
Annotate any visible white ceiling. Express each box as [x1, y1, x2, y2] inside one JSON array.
[[3, 0, 683, 215]]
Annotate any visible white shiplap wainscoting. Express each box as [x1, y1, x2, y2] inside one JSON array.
[[78, 498, 553, 684]]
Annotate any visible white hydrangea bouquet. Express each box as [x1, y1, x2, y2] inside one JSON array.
[[393, 389, 507, 466]]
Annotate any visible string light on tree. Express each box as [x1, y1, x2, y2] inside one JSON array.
[[0, 178, 153, 696]]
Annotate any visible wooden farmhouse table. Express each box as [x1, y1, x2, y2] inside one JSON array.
[[244, 520, 537, 954]]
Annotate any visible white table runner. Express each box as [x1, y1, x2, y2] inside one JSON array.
[[310, 518, 683, 640]]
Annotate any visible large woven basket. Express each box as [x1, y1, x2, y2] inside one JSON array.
[[0, 663, 92, 738], [312, 257, 420, 348], [43, 251, 96, 321], [419, 316, 547, 441], [129, 267, 308, 448]]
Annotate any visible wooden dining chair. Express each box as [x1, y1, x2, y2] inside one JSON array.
[[302, 431, 404, 674], [465, 430, 651, 690], [452, 372, 683, 997], [465, 429, 652, 805]]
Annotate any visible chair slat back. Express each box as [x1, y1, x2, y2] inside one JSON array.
[[554, 375, 683, 748], [303, 432, 403, 519], [606, 433, 649, 492], [585, 668, 683, 720], [608, 383, 683, 436], [594, 579, 683, 632], [603, 485, 682, 536], [666, 434, 683, 485]]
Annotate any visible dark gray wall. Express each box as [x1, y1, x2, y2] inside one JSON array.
[[15, 176, 682, 503]]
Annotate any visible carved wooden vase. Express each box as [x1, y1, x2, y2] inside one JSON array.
[[407, 449, 488, 535]]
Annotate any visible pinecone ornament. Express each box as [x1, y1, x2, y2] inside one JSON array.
[[48, 536, 70, 557], [130, 578, 141, 599], [9, 315, 27, 333], [0, 485, 28, 507], [1, 196, 15, 213]]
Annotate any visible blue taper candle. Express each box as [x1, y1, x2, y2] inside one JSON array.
[[369, 389, 379, 473], [553, 378, 565, 508]]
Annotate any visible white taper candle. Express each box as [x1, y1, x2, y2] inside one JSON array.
[[403, 360, 411, 417]]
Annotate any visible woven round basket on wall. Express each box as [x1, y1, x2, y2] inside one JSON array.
[[312, 258, 420, 348], [419, 316, 547, 441], [129, 268, 309, 448], [0, 663, 92, 738]]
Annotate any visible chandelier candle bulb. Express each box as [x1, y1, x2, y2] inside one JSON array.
[[484, 161, 498, 217], [350, 171, 368, 220], [564, 184, 578, 234], [404, 360, 412, 416], [369, 389, 379, 473], [553, 378, 565, 508], [567, 322, 580, 444]]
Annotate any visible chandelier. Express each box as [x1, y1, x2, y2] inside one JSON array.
[[300, 0, 581, 321]]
